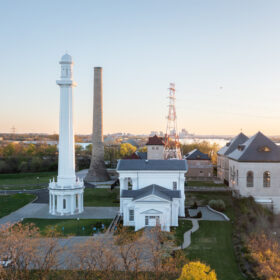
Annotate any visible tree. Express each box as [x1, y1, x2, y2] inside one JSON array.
[[120, 143, 137, 158], [247, 233, 280, 279], [178, 261, 217, 280]]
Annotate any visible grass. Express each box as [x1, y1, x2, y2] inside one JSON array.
[[173, 220, 193, 246], [187, 181, 227, 187], [185, 191, 235, 219], [186, 221, 245, 280], [0, 172, 57, 190], [22, 218, 112, 236], [0, 193, 36, 218], [84, 188, 119, 207]]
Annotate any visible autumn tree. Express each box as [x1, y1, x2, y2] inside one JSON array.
[[120, 143, 137, 158], [0, 222, 62, 280], [247, 233, 280, 279], [178, 261, 217, 280]]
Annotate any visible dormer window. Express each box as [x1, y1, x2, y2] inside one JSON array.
[[226, 142, 231, 147], [258, 146, 271, 152], [238, 145, 245, 151]]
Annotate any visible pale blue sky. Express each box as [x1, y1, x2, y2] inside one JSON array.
[[1, 0, 280, 135]]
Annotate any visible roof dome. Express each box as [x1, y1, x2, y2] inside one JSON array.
[[60, 53, 72, 63]]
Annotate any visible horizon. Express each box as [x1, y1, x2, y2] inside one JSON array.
[[1, 1, 280, 135]]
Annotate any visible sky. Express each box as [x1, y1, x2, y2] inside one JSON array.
[[1, 0, 280, 136]]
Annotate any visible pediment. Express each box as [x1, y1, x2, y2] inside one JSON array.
[[134, 194, 169, 202], [141, 209, 163, 214]]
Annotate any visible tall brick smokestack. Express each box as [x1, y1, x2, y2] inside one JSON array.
[[85, 67, 110, 182]]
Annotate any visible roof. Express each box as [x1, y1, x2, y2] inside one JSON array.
[[121, 184, 181, 201], [146, 135, 164, 146], [227, 131, 280, 162], [217, 133, 249, 156], [185, 149, 211, 160], [117, 159, 188, 171], [136, 151, 147, 159]]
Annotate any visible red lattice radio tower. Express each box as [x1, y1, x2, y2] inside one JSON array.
[[164, 83, 182, 159]]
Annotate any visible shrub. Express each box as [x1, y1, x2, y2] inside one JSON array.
[[209, 199, 226, 212], [190, 201, 198, 209], [178, 261, 217, 280]]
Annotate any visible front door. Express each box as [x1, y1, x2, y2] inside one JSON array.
[[145, 216, 160, 227]]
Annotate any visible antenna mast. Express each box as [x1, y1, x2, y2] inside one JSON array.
[[164, 83, 182, 159]]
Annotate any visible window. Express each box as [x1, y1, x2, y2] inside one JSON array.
[[63, 199, 66, 209], [173, 181, 177, 190], [152, 146, 155, 150], [126, 177, 133, 190], [129, 209, 134, 221], [263, 171, 271, 188], [247, 171, 254, 187], [258, 146, 271, 152], [236, 170, 239, 186], [156, 146, 159, 150], [145, 216, 149, 226]]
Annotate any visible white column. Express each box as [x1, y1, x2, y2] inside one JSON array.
[[52, 195, 55, 214], [49, 194, 51, 213], [71, 194, 75, 214], [78, 194, 82, 213], [56, 54, 77, 187]]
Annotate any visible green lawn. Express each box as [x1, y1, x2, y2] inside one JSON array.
[[22, 218, 112, 236], [84, 188, 119, 207], [186, 221, 245, 280], [173, 220, 193, 246], [0, 172, 56, 190], [187, 181, 227, 187], [0, 193, 36, 218], [185, 191, 235, 219]]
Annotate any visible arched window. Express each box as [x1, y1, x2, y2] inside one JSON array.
[[263, 171, 271, 188], [247, 171, 254, 187]]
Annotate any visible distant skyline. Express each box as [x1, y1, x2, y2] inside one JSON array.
[[1, 0, 280, 136]]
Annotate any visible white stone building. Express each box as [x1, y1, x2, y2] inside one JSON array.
[[117, 159, 187, 231], [227, 131, 280, 213], [217, 133, 248, 184], [49, 54, 84, 216]]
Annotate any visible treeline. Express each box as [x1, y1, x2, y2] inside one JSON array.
[[0, 143, 58, 173], [0, 141, 221, 174], [0, 143, 138, 173]]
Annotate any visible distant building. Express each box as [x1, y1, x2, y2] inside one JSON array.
[[217, 133, 248, 184], [146, 135, 165, 160], [184, 149, 213, 178], [227, 131, 280, 213]]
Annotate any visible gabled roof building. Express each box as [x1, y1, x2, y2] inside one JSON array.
[[117, 159, 187, 231], [225, 131, 280, 213], [217, 132, 249, 184], [184, 149, 213, 178]]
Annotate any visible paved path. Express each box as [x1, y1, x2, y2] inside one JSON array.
[[188, 206, 228, 221], [176, 206, 229, 249], [0, 203, 119, 226], [181, 219, 199, 249]]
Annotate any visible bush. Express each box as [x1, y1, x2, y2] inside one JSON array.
[[189, 201, 198, 209], [209, 199, 226, 212]]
